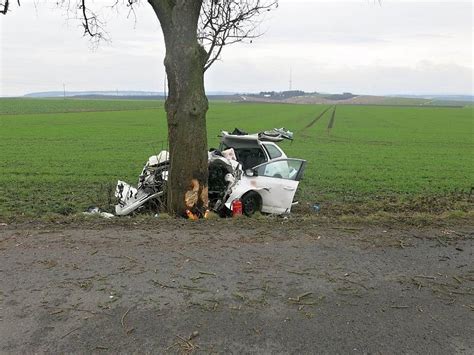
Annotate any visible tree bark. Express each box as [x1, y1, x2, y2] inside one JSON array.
[[149, 0, 209, 217]]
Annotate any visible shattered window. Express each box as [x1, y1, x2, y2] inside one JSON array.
[[233, 148, 267, 170], [263, 143, 283, 160]]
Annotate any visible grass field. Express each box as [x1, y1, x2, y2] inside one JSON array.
[[0, 98, 472, 218], [0, 98, 162, 115]]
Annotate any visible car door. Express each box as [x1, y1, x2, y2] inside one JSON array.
[[252, 159, 307, 214]]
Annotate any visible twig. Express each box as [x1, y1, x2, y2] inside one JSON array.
[[61, 326, 81, 339], [288, 292, 315, 305], [173, 334, 200, 352], [176, 334, 191, 345], [340, 278, 369, 290], [233, 292, 246, 301], [414, 275, 437, 280], [412, 278, 424, 290], [297, 292, 313, 300], [190, 275, 204, 281], [151, 279, 176, 289], [165, 342, 179, 351], [121, 306, 133, 330], [287, 270, 312, 276], [444, 298, 456, 305], [453, 276, 463, 284], [199, 271, 217, 276]]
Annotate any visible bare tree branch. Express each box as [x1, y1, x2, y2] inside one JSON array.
[[1, 0, 278, 69], [198, 0, 278, 72], [0, 0, 19, 15], [51, 0, 138, 46], [0, 0, 9, 14]]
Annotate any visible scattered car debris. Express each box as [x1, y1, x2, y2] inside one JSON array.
[[115, 128, 306, 217], [226, 127, 293, 142], [115, 151, 169, 216], [83, 206, 115, 219]]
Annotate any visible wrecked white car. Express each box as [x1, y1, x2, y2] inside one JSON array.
[[115, 128, 306, 217]]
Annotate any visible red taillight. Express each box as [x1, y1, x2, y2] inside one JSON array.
[[231, 199, 243, 216]]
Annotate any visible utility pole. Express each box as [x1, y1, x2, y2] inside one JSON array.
[[289, 68, 292, 91], [63, 83, 66, 99]]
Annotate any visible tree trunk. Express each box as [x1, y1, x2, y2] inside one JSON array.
[[149, 0, 209, 217]]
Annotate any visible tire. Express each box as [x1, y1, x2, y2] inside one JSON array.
[[241, 191, 261, 217]]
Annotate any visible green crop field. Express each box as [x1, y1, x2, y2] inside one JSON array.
[[0, 98, 472, 218], [0, 98, 162, 115]]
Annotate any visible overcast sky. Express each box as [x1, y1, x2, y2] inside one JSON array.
[[1, 0, 472, 96]]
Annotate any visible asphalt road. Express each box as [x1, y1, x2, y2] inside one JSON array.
[[1, 221, 473, 353]]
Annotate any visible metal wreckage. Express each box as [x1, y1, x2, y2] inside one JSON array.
[[115, 128, 307, 218]]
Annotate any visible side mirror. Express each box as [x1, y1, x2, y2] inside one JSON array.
[[245, 169, 256, 177]]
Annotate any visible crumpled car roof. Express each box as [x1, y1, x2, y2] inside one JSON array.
[[221, 133, 261, 149]]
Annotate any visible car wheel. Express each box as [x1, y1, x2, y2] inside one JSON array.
[[241, 191, 261, 216]]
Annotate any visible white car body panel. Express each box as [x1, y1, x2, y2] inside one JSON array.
[[224, 176, 298, 214], [224, 159, 305, 214], [252, 176, 299, 214]]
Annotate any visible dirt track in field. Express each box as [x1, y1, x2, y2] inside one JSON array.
[[299, 106, 333, 132], [1, 220, 473, 353], [327, 106, 337, 131]]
